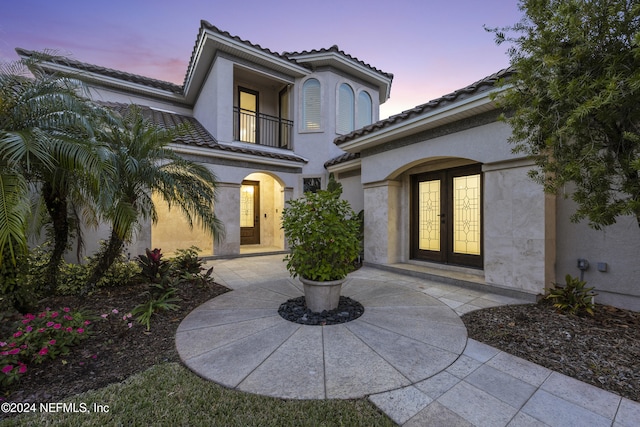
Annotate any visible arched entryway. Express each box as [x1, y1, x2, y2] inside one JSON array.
[[240, 172, 286, 254]]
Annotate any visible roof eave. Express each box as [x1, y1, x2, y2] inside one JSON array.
[[182, 29, 310, 102], [15, 53, 187, 105], [170, 143, 308, 167], [337, 86, 507, 153], [326, 157, 361, 174]]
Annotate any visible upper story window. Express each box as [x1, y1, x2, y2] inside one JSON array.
[[357, 91, 373, 128], [337, 83, 355, 134], [302, 78, 321, 130]]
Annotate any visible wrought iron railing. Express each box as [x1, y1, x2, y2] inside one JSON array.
[[233, 107, 293, 149]]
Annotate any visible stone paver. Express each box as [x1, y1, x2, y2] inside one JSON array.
[[174, 254, 637, 426]]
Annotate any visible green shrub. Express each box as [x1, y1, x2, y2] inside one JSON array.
[[546, 274, 597, 316], [281, 188, 360, 281], [170, 246, 203, 275]]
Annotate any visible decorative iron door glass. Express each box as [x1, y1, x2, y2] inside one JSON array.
[[411, 165, 482, 268]]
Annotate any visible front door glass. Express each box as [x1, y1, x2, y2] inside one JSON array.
[[411, 165, 482, 268]]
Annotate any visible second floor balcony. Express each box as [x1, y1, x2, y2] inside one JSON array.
[[233, 107, 293, 150]]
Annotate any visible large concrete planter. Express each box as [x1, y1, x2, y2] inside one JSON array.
[[300, 277, 346, 313]]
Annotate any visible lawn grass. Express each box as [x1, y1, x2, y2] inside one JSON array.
[[1, 362, 395, 426]]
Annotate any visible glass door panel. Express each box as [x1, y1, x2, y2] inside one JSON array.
[[418, 180, 441, 251], [411, 165, 482, 268], [453, 174, 481, 255], [239, 88, 258, 143]]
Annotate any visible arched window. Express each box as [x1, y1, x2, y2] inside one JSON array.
[[337, 83, 354, 134], [357, 91, 373, 128], [302, 78, 321, 130]]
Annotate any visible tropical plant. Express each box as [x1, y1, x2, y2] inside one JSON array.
[[281, 186, 361, 282], [546, 274, 597, 316], [137, 248, 171, 284], [131, 279, 181, 331], [488, 0, 640, 229], [0, 52, 112, 301], [85, 106, 224, 291]]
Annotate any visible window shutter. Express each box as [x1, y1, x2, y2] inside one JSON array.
[[303, 79, 321, 130], [357, 91, 372, 128], [337, 84, 354, 134]]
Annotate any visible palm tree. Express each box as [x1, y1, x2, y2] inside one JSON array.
[[0, 54, 109, 304], [86, 105, 224, 289]]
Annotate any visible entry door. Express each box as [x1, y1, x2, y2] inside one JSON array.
[[240, 181, 260, 245], [411, 165, 482, 268], [238, 87, 258, 143]]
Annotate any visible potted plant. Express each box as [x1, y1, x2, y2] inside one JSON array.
[[281, 182, 361, 312]]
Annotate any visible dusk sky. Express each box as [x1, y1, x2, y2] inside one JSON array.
[[1, 0, 523, 119]]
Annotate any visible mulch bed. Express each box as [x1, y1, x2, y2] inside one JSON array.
[[462, 300, 640, 402], [0, 279, 229, 410], [2, 279, 638, 416]]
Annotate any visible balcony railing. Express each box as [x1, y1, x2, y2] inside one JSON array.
[[233, 107, 293, 150]]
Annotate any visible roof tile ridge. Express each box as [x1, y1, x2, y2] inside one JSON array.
[[16, 48, 183, 94], [285, 45, 393, 79]]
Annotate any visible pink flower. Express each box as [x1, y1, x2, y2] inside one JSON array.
[[53, 324, 62, 329], [38, 312, 46, 318], [46, 322, 54, 327], [112, 309, 119, 315], [8, 348, 20, 355], [66, 327, 73, 332], [20, 345, 27, 349], [63, 315, 73, 321], [1, 351, 7, 356], [84, 320, 91, 326], [51, 312, 59, 318], [0, 342, 6, 347], [127, 323, 133, 328], [49, 340, 56, 345], [8, 343, 16, 348], [13, 331, 22, 338], [37, 328, 45, 333], [76, 328, 84, 334], [18, 364, 27, 374], [25, 326, 33, 332], [2, 365, 13, 374], [91, 354, 97, 359], [63, 307, 70, 313], [100, 314, 108, 319], [38, 347, 48, 356]]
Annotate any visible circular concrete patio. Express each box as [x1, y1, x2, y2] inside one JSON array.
[[175, 277, 467, 399]]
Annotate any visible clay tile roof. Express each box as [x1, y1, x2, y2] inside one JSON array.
[[100, 102, 306, 163], [324, 152, 360, 169], [184, 20, 308, 87], [15, 48, 184, 94], [284, 45, 393, 80], [334, 67, 514, 146]]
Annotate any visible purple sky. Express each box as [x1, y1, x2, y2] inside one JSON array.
[[1, 0, 523, 119]]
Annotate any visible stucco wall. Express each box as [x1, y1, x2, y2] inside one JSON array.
[[359, 120, 554, 297], [556, 195, 640, 311]]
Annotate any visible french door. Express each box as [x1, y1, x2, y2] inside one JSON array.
[[411, 165, 483, 268]]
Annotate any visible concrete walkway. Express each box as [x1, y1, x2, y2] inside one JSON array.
[[176, 255, 640, 426]]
